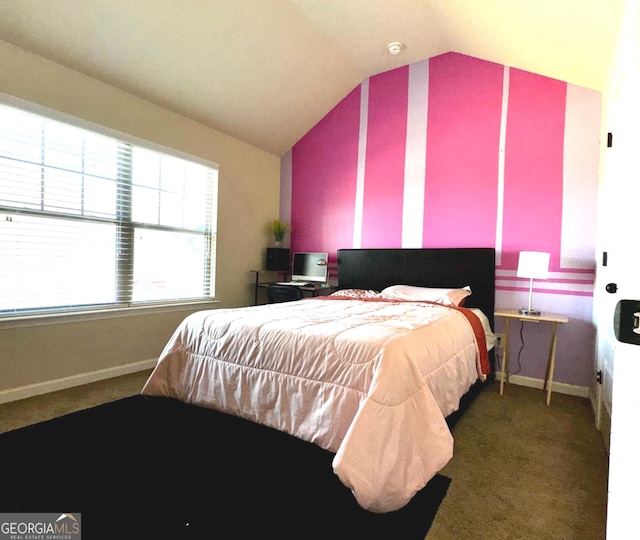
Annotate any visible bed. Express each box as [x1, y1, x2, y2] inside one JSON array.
[[141, 247, 496, 513]]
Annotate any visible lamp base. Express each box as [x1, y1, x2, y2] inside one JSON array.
[[519, 307, 541, 316]]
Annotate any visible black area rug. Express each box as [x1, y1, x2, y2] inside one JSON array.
[[0, 395, 450, 539]]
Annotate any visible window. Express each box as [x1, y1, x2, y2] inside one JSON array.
[[0, 101, 218, 316]]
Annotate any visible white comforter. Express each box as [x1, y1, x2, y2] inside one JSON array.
[[141, 297, 489, 512]]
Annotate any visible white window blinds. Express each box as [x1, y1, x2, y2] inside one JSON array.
[[0, 102, 218, 315]]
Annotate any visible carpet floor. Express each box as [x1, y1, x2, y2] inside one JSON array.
[[0, 395, 450, 540]]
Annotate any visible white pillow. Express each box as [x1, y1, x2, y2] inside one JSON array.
[[379, 285, 472, 306]]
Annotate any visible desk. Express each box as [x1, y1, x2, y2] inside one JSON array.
[[250, 270, 335, 305], [250, 270, 287, 305], [259, 282, 336, 301], [494, 309, 569, 405]]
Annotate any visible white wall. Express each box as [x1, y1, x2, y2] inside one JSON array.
[[0, 40, 281, 399]]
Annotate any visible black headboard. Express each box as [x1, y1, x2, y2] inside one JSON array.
[[337, 248, 496, 330]]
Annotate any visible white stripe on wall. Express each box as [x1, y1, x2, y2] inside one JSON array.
[[495, 65, 510, 266], [496, 279, 595, 294], [496, 268, 595, 282], [496, 268, 595, 295], [561, 84, 601, 269], [280, 149, 292, 238], [353, 79, 369, 249], [402, 60, 429, 248]]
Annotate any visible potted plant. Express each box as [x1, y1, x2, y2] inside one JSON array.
[[267, 219, 290, 247]]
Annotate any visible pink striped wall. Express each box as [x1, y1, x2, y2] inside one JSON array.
[[424, 54, 502, 248], [282, 52, 601, 387], [290, 87, 361, 262], [361, 66, 408, 247], [501, 69, 566, 271]]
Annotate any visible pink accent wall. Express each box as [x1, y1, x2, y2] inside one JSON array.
[[501, 69, 566, 271], [423, 54, 502, 247], [291, 87, 361, 263], [285, 52, 601, 387], [360, 67, 409, 247]]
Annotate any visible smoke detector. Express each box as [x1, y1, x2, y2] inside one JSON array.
[[387, 42, 404, 55]]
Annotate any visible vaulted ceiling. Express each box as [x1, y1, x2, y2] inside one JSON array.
[[0, 0, 625, 156]]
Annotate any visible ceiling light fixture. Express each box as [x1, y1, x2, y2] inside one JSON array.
[[387, 42, 404, 55]]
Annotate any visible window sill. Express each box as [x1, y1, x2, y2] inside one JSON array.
[[0, 299, 220, 329]]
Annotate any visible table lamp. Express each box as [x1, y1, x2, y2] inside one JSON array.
[[517, 251, 550, 316]]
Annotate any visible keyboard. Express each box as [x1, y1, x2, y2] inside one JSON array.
[[275, 281, 314, 287]]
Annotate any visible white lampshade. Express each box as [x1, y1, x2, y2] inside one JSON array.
[[517, 251, 550, 280], [516, 251, 550, 316]]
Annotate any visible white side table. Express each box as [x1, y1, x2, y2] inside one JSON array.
[[494, 309, 569, 405]]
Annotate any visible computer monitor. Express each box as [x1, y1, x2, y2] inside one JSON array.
[[291, 252, 328, 283]]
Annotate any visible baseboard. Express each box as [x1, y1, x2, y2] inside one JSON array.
[[587, 383, 612, 452], [495, 372, 589, 398], [599, 404, 612, 453], [0, 358, 158, 405]]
